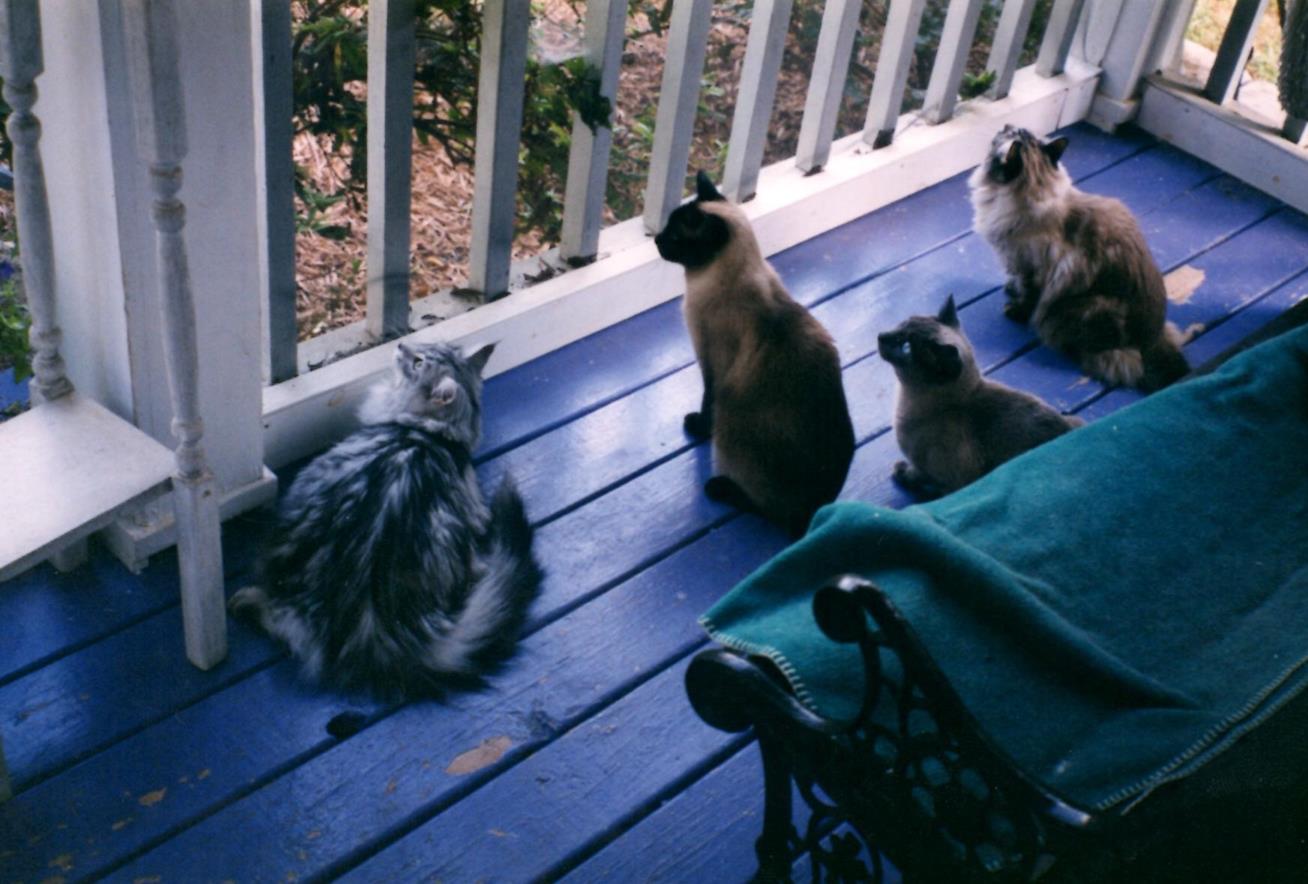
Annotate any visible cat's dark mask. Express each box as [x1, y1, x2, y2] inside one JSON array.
[[985, 125, 1068, 185], [877, 297, 964, 383], [654, 171, 730, 269]]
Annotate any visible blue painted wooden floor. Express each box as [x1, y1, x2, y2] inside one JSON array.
[[4, 124, 1308, 883]]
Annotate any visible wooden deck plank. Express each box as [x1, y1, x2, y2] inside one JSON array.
[[103, 522, 784, 882], [333, 657, 749, 884], [559, 740, 774, 884]]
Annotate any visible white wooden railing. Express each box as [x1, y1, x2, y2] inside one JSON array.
[[257, 0, 1090, 390], [24, 0, 1307, 570], [1136, 0, 1308, 215]]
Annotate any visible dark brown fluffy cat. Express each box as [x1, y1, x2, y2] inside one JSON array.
[[655, 172, 855, 535], [880, 295, 1083, 498], [970, 125, 1189, 391]]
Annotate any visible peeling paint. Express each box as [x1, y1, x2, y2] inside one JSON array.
[[445, 736, 513, 775], [1165, 265, 1205, 304], [49, 854, 74, 872], [111, 818, 133, 832], [196, 769, 211, 780], [132, 877, 161, 884], [137, 788, 167, 808]]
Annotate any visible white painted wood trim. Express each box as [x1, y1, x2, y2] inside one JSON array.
[[1153, 0, 1199, 76], [468, 0, 531, 298], [722, 0, 795, 202], [1035, 0, 1088, 77], [862, 0, 928, 148], [1095, 0, 1168, 103], [0, 0, 71, 405], [986, 0, 1039, 100], [122, 0, 227, 671], [794, 0, 862, 172], [366, 0, 416, 334], [1139, 76, 1308, 215], [252, 0, 297, 383], [559, 0, 627, 262], [1203, 0, 1269, 105], [922, 0, 988, 125], [263, 62, 1100, 467], [641, 0, 713, 234]]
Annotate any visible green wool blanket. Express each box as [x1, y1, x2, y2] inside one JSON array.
[[702, 325, 1308, 814]]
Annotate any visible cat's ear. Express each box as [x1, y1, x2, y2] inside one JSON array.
[[1002, 141, 1023, 178], [1042, 136, 1069, 165], [396, 341, 422, 379], [937, 295, 959, 329], [430, 376, 459, 409], [696, 170, 725, 202], [466, 342, 496, 377]]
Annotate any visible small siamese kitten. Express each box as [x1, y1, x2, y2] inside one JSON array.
[[970, 125, 1188, 391], [879, 296, 1083, 499], [655, 171, 855, 536]]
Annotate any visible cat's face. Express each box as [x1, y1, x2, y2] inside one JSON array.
[[393, 340, 494, 427], [979, 125, 1069, 188], [877, 296, 975, 386], [654, 171, 731, 269]]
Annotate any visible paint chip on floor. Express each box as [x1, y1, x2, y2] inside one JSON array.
[[1166, 265, 1205, 304], [445, 736, 513, 775]]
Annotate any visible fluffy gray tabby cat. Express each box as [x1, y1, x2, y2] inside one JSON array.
[[880, 296, 1083, 498], [970, 125, 1189, 390], [230, 341, 541, 698]]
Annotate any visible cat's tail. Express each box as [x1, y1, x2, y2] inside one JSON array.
[[425, 477, 543, 680], [1141, 322, 1191, 391]]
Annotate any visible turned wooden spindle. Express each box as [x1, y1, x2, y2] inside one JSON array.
[[122, 0, 228, 669]]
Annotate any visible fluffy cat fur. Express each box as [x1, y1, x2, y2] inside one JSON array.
[[655, 171, 855, 535], [230, 341, 542, 698], [970, 125, 1189, 391], [880, 295, 1083, 498]]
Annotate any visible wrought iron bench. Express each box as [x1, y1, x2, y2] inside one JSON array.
[[687, 320, 1308, 882]]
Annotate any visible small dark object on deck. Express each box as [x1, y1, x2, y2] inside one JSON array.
[[326, 711, 370, 740]]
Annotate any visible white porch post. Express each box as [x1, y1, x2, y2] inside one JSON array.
[[1082, 0, 1171, 130], [37, 0, 274, 570]]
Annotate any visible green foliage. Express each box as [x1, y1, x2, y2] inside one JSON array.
[[0, 277, 31, 383], [960, 69, 997, 99], [292, 0, 614, 245]]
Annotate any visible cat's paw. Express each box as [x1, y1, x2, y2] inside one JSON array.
[[228, 585, 266, 617], [704, 475, 735, 501], [891, 460, 917, 486], [1003, 296, 1034, 324], [683, 411, 711, 439]]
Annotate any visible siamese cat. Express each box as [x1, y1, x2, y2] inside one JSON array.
[[970, 125, 1189, 391], [879, 295, 1083, 498], [655, 171, 855, 536]]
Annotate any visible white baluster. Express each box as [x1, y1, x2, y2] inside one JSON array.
[[560, 0, 627, 264], [468, 0, 531, 299], [122, 0, 227, 670], [642, 0, 713, 234], [795, 0, 862, 170], [367, 0, 415, 335], [253, 0, 298, 382], [722, 0, 795, 202], [1035, 0, 1089, 77], [986, 0, 1040, 100], [862, 0, 929, 148], [0, 0, 70, 405], [921, 0, 988, 124]]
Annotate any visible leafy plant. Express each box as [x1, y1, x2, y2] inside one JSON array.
[[960, 69, 997, 99], [0, 271, 31, 383]]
